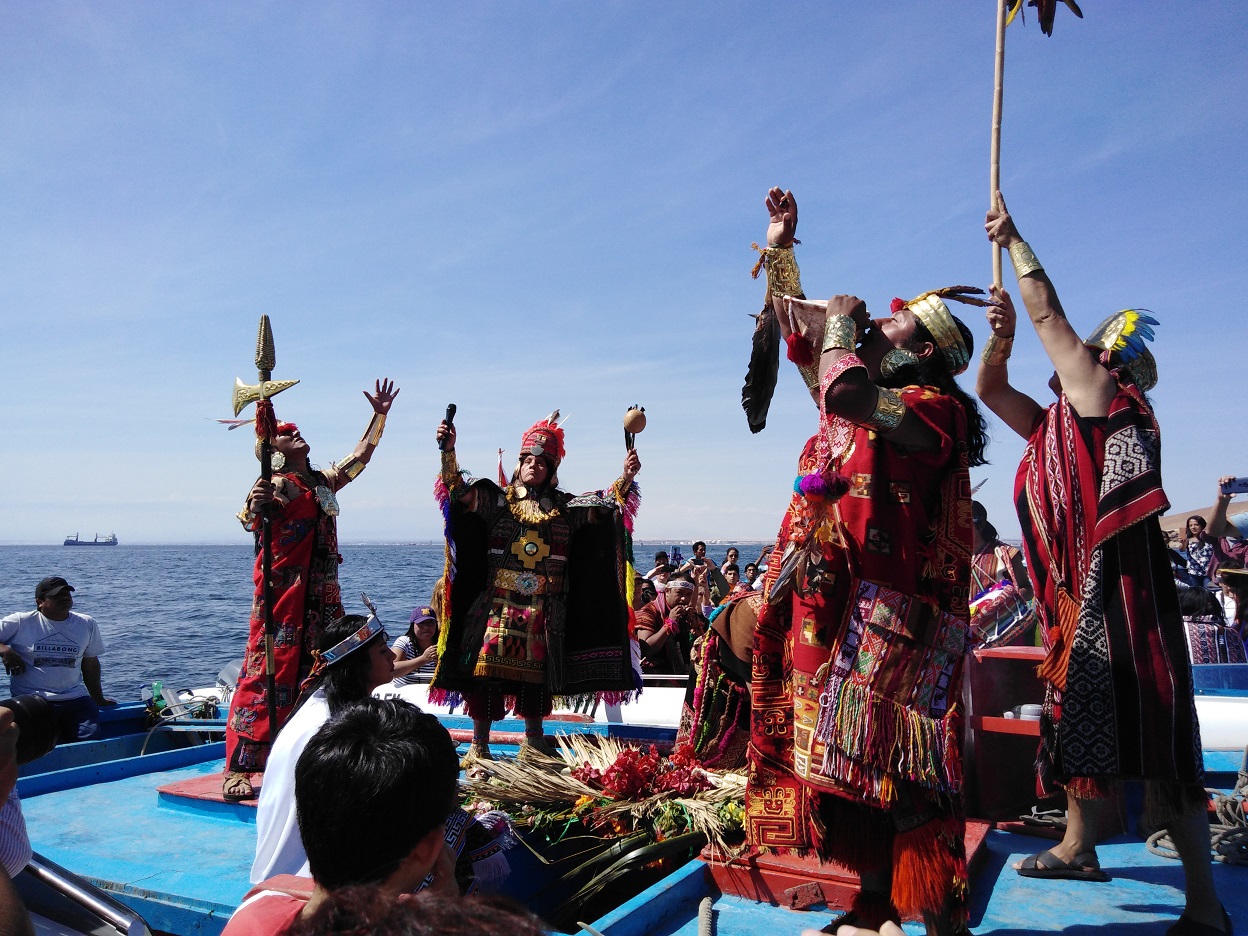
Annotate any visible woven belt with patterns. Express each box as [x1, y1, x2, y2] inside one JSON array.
[[495, 569, 548, 596]]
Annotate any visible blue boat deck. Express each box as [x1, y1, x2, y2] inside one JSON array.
[[16, 716, 675, 935], [591, 828, 1248, 935], [15, 722, 1247, 935], [20, 750, 251, 934]]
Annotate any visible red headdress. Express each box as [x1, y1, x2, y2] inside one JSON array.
[[252, 398, 299, 460], [519, 411, 566, 469]]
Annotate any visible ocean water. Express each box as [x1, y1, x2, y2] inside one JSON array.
[[0, 544, 446, 701], [0, 541, 764, 701]]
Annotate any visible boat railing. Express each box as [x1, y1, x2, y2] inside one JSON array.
[[22, 851, 154, 935]]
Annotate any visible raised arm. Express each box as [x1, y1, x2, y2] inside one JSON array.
[[436, 419, 478, 510], [333, 378, 400, 486], [782, 295, 942, 453], [986, 192, 1115, 418], [975, 285, 1045, 439], [1208, 476, 1240, 539], [759, 188, 823, 406]]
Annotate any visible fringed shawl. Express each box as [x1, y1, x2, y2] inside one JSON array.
[[1017, 386, 1202, 786]]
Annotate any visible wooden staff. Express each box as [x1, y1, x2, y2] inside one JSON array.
[[232, 316, 298, 740], [990, 0, 1008, 287]]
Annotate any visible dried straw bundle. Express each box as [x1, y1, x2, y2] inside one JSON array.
[[461, 733, 748, 853]]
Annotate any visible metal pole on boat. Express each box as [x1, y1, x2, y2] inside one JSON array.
[[233, 316, 299, 742]]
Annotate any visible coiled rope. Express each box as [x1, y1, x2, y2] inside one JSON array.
[[1146, 776, 1248, 866]]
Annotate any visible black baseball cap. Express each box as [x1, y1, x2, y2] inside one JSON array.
[[35, 577, 75, 601]]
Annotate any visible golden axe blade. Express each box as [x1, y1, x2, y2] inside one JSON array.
[[232, 377, 300, 417]]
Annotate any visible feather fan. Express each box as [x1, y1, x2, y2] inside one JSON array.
[[741, 302, 781, 434]]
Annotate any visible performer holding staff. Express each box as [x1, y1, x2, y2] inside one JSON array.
[[222, 340, 398, 801], [978, 192, 1226, 935]]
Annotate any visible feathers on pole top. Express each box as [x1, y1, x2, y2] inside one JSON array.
[[1006, 0, 1084, 37], [255, 315, 276, 379]]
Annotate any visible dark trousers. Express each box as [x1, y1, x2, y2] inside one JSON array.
[[49, 695, 100, 743]]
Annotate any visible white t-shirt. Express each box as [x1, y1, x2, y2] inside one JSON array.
[[0, 611, 105, 702], [251, 689, 330, 884]]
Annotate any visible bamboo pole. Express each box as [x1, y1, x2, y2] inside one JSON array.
[[990, 0, 1008, 287]]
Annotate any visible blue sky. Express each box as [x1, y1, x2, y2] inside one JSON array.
[[1, 3, 1244, 545]]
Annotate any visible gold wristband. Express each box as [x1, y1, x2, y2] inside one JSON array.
[[763, 245, 803, 298], [1008, 241, 1043, 278], [365, 412, 386, 446], [821, 315, 857, 354], [862, 387, 906, 434], [237, 506, 257, 528], [797, 362, 820, 393], [981, 333, 1014, 367]]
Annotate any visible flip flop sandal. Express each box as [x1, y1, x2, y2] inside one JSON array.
[[1167, 906, 1233, 936], [1017, 849, 1109, 882], [221, 771, 255, 802], [1020, 807, 1067, 830]]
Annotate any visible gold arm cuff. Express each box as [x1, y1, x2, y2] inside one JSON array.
[[237, 506, 257, 529], [336, 453, 365, 481], [797, 362, 820, 393], [440, 449, 464, 490], [821, 315, 857, 354], [862, 387, 906, 434], [764, 245, 802, 298], [611, 475, 633, 504], [981, 333, 1015, 367], [365, 412, 386, 447], [1008, 241, 1044, 278]]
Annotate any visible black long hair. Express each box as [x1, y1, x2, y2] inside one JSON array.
[[879, 315, 990, 467], [972, 500, 1000, 545], [296, 613, 387, 717]]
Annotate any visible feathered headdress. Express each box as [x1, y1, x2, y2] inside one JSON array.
[[1083, 309, 1159, 392], [519, 411, 566, 468]]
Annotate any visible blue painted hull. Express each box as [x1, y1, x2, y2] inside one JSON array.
[[17, 682, 1247, 935], [586, 827, 1248, 935]]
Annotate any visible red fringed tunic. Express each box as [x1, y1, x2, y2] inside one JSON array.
[[1016, 386, 1202, 794], [746, 386, 972, 865], [225, 467, 350, 773]]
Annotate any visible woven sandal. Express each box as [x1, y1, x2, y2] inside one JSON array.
[[222, 771, 255, 802], [460, 743, 495, 770]]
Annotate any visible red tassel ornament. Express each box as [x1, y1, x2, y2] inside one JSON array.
[[786, 332, 815, 367]]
